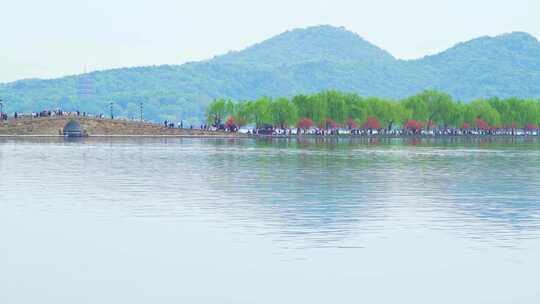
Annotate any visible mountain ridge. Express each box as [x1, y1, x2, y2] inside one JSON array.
[[210, 25, 395, 67], [2, 26, 538, 85], [5, 26, 538, 84]]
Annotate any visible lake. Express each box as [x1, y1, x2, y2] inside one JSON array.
[[1, 137, 539, 303]]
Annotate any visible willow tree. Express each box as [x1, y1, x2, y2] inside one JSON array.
[[319, 91, 347, 125], [364, 97, 401, 130], [269, 97, 298, 128], [293, 94, 328, 127], [292, 95, 312, 120], [519, 99, 540, 127], [448, 102, 466, 128], [464, 99, 501, 127], [345, 94, 368, 127], [428, 92, 458, 128], [250, 97, 272, 128], [402, 94, 429, 122], [488, 97, 514, 127], [232, 101, 252, 127], [403, 90, 456, 128], [505, 98, 540, 128], [206, 99, 228, 126]]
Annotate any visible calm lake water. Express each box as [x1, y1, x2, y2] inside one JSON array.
[[1, 137, 539, 303]]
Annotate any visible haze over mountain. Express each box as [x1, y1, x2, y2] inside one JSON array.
[[1, 25, 539, 123]]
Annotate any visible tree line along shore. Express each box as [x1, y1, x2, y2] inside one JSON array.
[[205, 90, 540, 136]]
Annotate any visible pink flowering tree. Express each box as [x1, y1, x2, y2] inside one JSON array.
[[404, 120, 423, 133], [363, 117, 381, 130]]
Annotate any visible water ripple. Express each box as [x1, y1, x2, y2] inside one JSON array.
[[1, 137, 540, 250]]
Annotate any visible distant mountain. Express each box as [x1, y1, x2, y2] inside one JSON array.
[[212, 25, 395, 67], [414, 32, 540, 98], [1, 25, 539, 123]]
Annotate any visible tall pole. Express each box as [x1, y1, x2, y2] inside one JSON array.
[[0, 99, 4, 121], [139, 102, 143, 122], [109, 102, 114, 120]]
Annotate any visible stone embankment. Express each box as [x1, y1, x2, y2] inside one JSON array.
[[0, 116, 238, 137]]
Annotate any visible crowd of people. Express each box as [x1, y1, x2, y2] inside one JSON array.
[[161, 120, 216, 131], [163, 120, 205, 130], [237, 126, 540, 137], [1, 109, 99, 120]]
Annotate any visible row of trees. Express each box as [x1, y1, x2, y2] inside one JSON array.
[[206, 90, 540, 131]]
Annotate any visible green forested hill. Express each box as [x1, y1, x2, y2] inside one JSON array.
[[1, 25, 539, 123], [211, 25, 395, 67], [414, 32, 540, 98]]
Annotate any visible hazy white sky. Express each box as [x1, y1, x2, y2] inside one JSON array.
[[1, 0, 539, 83]]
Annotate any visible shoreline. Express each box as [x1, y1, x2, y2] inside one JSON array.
[[2, 117, 539, 139], [1, 134, 539, 139]]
